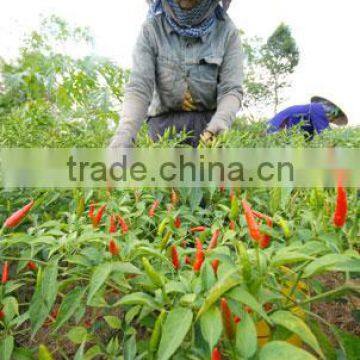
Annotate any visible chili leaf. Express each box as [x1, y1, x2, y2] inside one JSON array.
[[114, 292, 157, 308], [200, 306, 223, 351], [29, 259, 59, 336], [197, 270, 241, 320], [227, 287, 272, 324], [54, 287, 86, 331], [157, 307, 193, 360], [236, 312, 257, 358], [0, 336, 14, 360], [87, 262, 112, 304], [259, 341, 317, 360], [332, 326, 360, 359], [303, 254, 360, 278], [270, 311, 323, 358]]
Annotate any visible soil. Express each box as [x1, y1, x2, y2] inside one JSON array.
[[311, 273, 360, 337]]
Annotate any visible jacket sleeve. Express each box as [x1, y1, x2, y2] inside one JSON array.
[[109, 21, 156, 148], [206, 29, 244, 134]]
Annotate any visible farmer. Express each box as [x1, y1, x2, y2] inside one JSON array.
[[109, 0, 243, 148], [267, 96, 348, 136]]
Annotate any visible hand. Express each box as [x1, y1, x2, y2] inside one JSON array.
[[200, 131, 215, 145], [182, 89, 197, 112]]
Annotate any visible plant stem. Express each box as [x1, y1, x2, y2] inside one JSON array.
[[284, 285, 358, 310], [285, 270, 304, 306]]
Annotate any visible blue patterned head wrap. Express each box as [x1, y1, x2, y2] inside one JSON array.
[[148, 0, 231, 38]]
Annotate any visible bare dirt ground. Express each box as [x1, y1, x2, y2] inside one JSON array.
[[311, 273, 360, 337]]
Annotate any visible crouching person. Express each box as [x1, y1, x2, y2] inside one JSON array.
[[267, 96, 348, 137]]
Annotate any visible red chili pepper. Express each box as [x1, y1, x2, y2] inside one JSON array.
[[193, 239, 205, 272], [88, 202, 95, 220], [220, 298, 235, 340], [109, 238, 120, 256], [242, 200, 263, 242], [333, 183, 348, 228], [0, 309, 4, 320], [1, 261, 9, 284], [109, 215, 117, 234], [245, 306, 253, 314], [212, 347, 222, 360], [27, 261, 37, 271], [95, 204, 107, 227], [211, 259, 220, 275], [118, 216, 129, 235], [252, 210, 273, 227], [229, 220, 236, 231], [252, 210, 273, 248], [171, 245, 181, 271], [171, 189, 178, 205], [208, 229, 220, 250], [185, 256, 192, 265], [234, 316, 241, 324], [259, 236, 271, 249], [190, 226, 206, 233], [219, 183, 226, 193], [4, 200, 34, 229], [149, 200, 160, 218], [174, 216, 181, 229]]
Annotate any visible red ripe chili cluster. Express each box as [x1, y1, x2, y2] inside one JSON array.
[[149, 200, 160, 218], [242, 199, 273, 249], [1, 261, 9, 284], [333, 182, 348, 228], [171, 245, 181, 271], [193, 239, 205, 273], [89, 203, 107, 228], [109, 238, 120, 256]]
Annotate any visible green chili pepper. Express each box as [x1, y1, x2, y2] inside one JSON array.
[[149, 310, 167, 355], [158, 217, 170, 237], [236, 242, 252, 285], [229, 196, 239, 221], [142, 257, 164, 288], [76, 196, 85, 218], [278, 217, 291, 239], [160, 230, 173, 250]]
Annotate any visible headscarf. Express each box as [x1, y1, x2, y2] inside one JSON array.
[[148, 0, 231, 38]]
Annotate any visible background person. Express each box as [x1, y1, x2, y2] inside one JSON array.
[[267, 96, 348, 136], [109, 0, 243, 148]]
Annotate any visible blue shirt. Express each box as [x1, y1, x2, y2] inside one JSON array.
[[267, 103, 330, 135]]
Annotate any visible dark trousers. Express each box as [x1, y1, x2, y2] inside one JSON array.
[[148, 111, 214, 147]]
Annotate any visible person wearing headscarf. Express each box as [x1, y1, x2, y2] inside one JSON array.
[[267, 96, 348, 137], [109, 0, 243, 148]]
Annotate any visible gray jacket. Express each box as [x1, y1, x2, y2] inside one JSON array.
[[110, 12, 244, 148]]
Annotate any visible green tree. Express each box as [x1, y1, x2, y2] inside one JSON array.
[[0, 15, 128, 148], [242, 35, 273, 118], [261, 23, 300, 112], [242, 24, 299, 116]]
